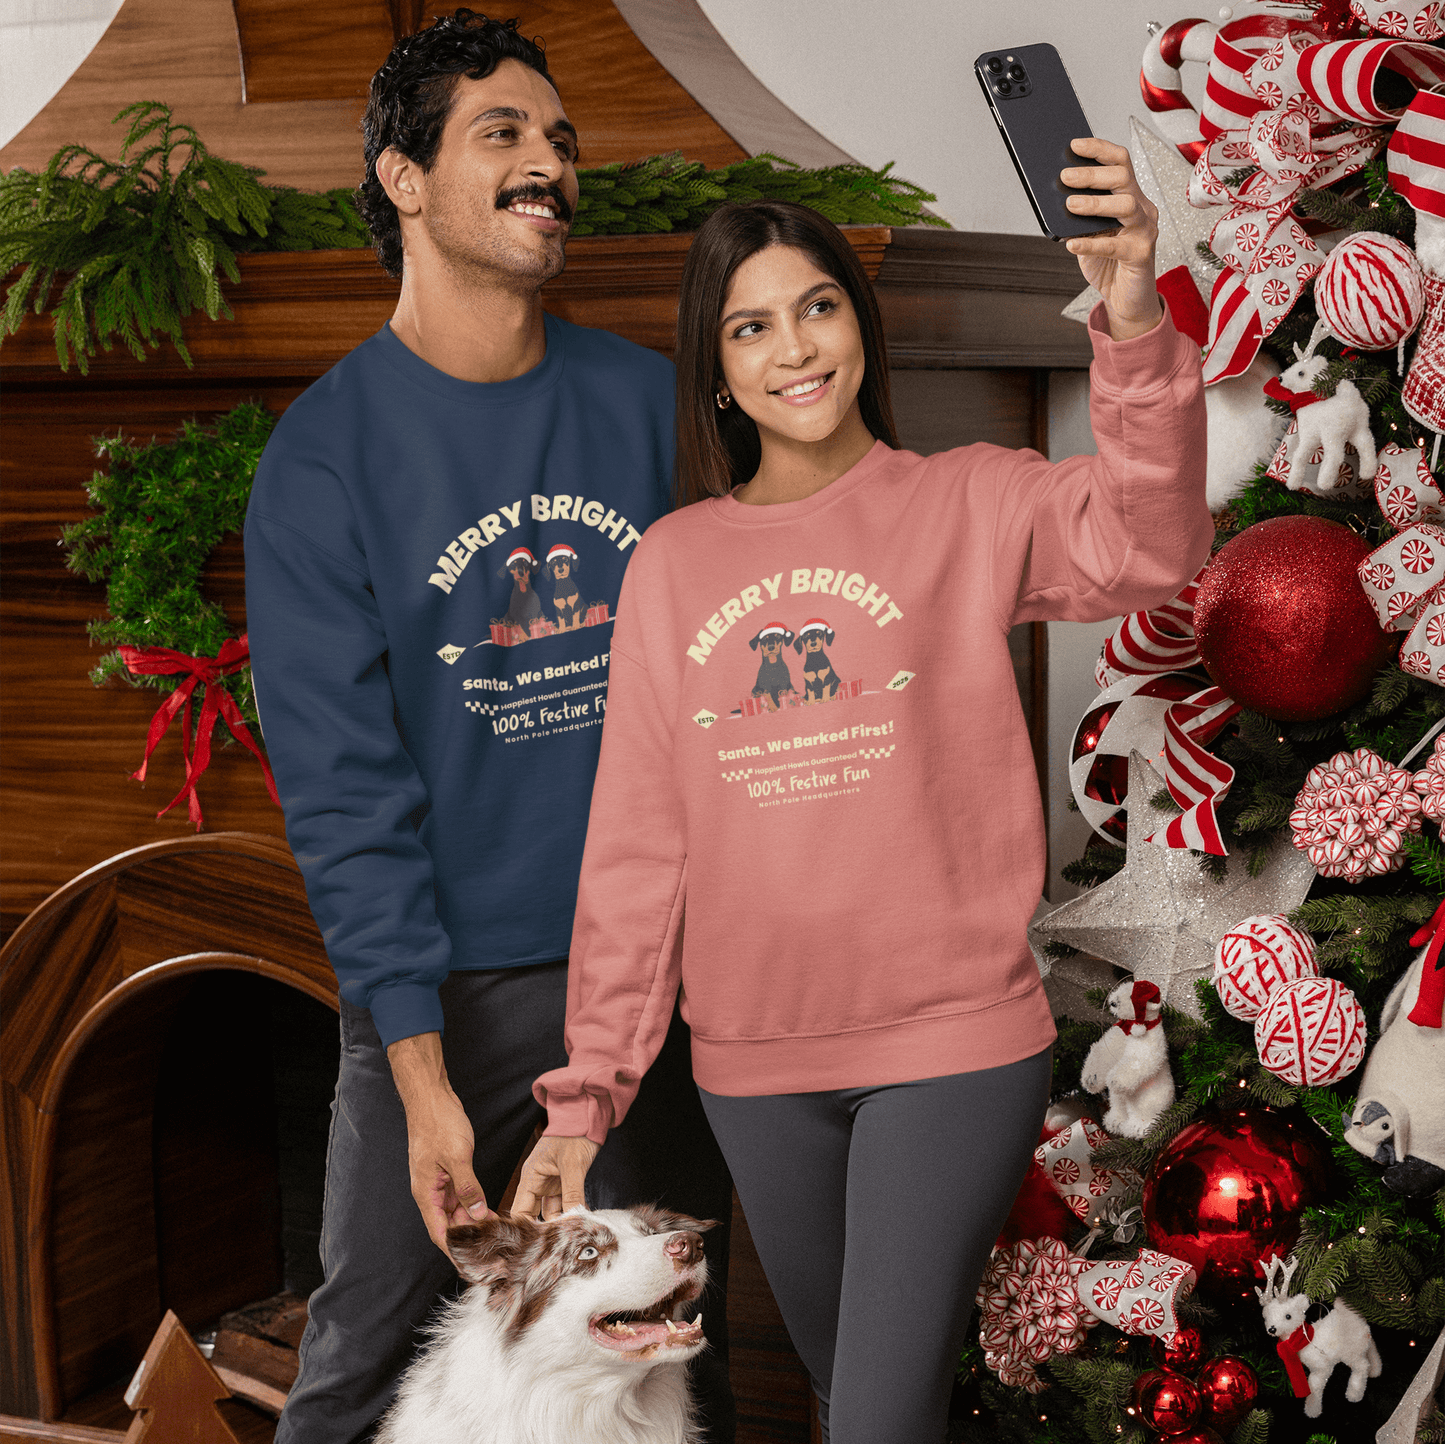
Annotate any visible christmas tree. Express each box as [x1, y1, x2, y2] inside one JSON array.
[[964, 5, 1445, 1442]]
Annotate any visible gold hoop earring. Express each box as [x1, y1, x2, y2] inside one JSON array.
[[716, 390, 731, 410]]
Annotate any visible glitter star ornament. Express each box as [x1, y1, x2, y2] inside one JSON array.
[[1030, 753, 1317, 1018]]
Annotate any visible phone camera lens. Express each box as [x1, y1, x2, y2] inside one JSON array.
[[1008, 63, 1025, 80], [987, 56, 1003, 72], [996, 79, 1012, 94]]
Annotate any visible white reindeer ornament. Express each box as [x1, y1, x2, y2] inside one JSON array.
[[1255, 1253, 1381, 1419], [1274, 324, 1378, 494]]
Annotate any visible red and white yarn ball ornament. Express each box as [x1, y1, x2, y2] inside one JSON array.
[[1413, 732, 1445, 820], [1315, 232, 1425, 354], [1254, 975, 1368, 1085], [975, 1238, 1093, 1393], [1288, 746, 1424, 879], [1212, 914, 1319, 1022], [1070, 673, 1201, 842]]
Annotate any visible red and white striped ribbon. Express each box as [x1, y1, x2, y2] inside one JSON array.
[[1146, 687, 1245, 855], [1298, 40, 1445, 123], [1388, 86, 1445, 219], [1096, 569, 1242, 854], [1199, 18, 1286, 140], [1202, 265, 1268, 385], [1100, 570, 1205, 678]]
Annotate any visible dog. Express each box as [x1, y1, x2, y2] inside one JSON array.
[[546, 543, 584, 630], [794, 618, 838, 702], [375, 1205, 713, 1444], [500, 546, 543, 627], [748, 622, 795, 709]]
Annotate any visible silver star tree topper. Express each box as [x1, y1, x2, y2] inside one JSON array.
[[1030, 752, 1317, 1017]]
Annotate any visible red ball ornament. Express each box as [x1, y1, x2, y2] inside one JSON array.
[[1151, 1326, 1207, 1376], [1195, 1354, 1260, 1432], [1133, 1368, 1202, 1435], [1193, 517, 1397, 720], [1142, 1104, 1332, 1303]]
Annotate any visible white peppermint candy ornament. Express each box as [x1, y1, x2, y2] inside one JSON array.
[[1315, 231, 1424, 355]]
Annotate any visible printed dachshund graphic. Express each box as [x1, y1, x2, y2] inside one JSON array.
[[500, 546, 543, 627], [748, 623, 796, 710], [545, 543, 584, 631], [795, 619, 839, 702]]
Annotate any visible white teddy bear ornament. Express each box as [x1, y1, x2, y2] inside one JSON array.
[[1081, 979, 1174, 1138]]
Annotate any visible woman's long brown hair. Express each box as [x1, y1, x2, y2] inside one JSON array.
[[673, 201, 898, 508]]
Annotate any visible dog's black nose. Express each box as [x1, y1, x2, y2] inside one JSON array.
[[665, 1232, 704, 1267]]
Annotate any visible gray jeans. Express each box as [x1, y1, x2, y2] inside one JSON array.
[[278, 963, 734, 1444], [700, 1046, 1053, 1444]]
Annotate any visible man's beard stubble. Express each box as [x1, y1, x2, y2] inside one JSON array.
[[424, 174, 573, 293]]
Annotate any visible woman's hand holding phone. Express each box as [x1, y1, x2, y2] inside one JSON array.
[[1061, 137, 1163, 342]]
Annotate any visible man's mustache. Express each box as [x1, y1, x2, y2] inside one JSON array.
[[496, 185, 574, 225]]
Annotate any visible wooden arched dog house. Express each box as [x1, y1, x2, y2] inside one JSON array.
[[0, 833, 335, 1426]]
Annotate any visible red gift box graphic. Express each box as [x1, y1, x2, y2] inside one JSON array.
[[490, 622, 529, 647], [585, 602, 610, 627]]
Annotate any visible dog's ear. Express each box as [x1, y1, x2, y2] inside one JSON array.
[[633, 1204, 720, 1236], [748, 631, 761, 651], [446, 1214, 540, 1287]]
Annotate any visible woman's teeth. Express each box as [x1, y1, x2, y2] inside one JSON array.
[[778, 376, 827, 397]]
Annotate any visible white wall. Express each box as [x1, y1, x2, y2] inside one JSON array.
[[697, 0, 1205, 232], [0, 0, 124, 151]]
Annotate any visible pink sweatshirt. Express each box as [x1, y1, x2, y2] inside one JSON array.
[[536, 308, 1211, 1144]]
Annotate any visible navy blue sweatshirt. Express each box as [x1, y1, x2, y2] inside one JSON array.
[[244, 315, 673, 1048]]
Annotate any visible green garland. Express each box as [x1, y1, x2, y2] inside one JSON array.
[[63, 401, 275, 731], [2, 103, 944, 373], [0, 103, 367, 373]]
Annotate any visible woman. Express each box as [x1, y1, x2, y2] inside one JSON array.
[[514, 139, 1211, 1441]]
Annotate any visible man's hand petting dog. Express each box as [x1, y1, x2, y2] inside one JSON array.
[[512, 1134, 601, 1219], [387, 1032, 491, 1250]]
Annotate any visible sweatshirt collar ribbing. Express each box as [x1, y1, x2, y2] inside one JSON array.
[[707, 439, 895, 527], [369, 311, 567, 406]]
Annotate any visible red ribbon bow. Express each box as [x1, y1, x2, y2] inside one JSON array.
[[118, 634, 279, 831], [1406, 896, 1445, 1028], [1277, 1321, 1316, 1397]]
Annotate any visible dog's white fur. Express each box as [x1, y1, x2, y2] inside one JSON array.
[[375, 1206, 712, 1444]]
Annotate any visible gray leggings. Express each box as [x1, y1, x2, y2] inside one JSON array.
[[699, 1045, 1052, 1444]]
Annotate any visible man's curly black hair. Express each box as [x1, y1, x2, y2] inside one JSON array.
[[359, 10, 554, 278]]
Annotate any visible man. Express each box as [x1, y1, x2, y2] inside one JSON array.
[[244, 12, 733, 1441]]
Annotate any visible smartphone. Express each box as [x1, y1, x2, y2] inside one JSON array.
[[974, 43, 1120, 242]]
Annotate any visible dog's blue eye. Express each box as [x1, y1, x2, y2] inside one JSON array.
[[578, 1246, 599, 1260]]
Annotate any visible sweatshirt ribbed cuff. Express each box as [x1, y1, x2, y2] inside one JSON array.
[[1087, 301, 1198, 395], [367, 980, 447, 1051], [543, 1093, 612, 1146]]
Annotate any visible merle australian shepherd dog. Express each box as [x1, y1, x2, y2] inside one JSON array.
[[375, 1206, 714, 1444]]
